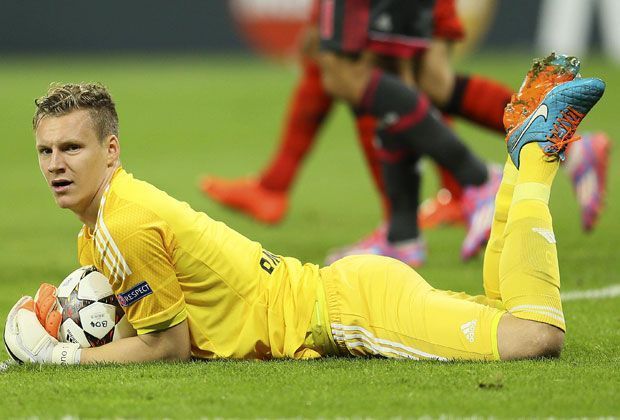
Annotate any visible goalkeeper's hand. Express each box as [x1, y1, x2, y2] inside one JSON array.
[[3, 292, 80, 365], [33, 283, 62, 339]]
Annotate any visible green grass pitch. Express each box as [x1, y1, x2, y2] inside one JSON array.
[[0, 53, 618, 417]]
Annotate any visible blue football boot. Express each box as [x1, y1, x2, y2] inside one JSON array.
[[507, 77, 606, 169]]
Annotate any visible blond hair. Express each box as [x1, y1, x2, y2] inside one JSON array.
[[33, 82, 119, 141]]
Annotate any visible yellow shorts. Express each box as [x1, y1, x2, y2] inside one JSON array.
[[312, 255, 504, 361]]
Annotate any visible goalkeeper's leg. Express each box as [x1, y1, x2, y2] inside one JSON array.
[[482, 157, 518, 299], [495, 143, 566, 359], [495, 74, 605, 359]]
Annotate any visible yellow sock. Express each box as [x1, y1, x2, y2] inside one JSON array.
[[512, 143, 559, 205], [499, 143, 565, 331], [482, 157, 518, 300]]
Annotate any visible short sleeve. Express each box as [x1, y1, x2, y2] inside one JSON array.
[[101, 220, 187, 334]]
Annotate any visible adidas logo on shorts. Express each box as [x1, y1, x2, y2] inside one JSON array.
[[461, 320, 477, 343]]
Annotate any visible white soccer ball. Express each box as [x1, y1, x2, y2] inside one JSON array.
[[56, 266, 136, 348]]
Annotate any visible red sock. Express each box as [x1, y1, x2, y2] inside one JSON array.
[[446, 74, 513, 134], [259, 59, 333, 191], [354, 114, 391, 218]]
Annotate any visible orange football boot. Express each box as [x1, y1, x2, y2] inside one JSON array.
[[504, 52, 580, 136], [418, 188, 465, 229], [201, 177, 288, 224]]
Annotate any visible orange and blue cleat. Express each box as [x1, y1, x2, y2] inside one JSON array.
[[506, 77, 605, 168]]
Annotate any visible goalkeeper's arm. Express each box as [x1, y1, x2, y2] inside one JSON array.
[[80, 320, 191, 364], [4, 292, 191, 365]]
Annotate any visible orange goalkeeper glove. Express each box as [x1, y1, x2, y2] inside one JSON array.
[[3, 291, 80, 365], [33, 283, 63, 339]]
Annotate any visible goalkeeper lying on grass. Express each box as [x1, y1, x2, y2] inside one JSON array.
[[4, 54, 605, 364]]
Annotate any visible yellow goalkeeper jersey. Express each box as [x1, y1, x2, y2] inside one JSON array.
[[77, 167, 320, 359]]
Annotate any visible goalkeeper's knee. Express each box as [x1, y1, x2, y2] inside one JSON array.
[[497, 314, 564, 360]]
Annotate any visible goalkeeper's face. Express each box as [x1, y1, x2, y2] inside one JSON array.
[[35, 109, 120, 226]]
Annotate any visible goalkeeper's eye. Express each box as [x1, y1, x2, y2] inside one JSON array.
[[38, 147, 52, 156], [64, 143, 82, 153]]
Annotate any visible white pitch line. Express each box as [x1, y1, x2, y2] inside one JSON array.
[[561, 284, 620, 301]]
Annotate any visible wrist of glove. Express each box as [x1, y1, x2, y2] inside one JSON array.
[[4, 296, 81, 365]]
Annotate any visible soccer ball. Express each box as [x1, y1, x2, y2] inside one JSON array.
[[56, 266, 136, 347]]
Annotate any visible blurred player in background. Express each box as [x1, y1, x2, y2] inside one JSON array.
[[205, 0, 504, 267], [315, 0, 506, 267], [4, 66, 605, 364], [203, 0, 611, 265]]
